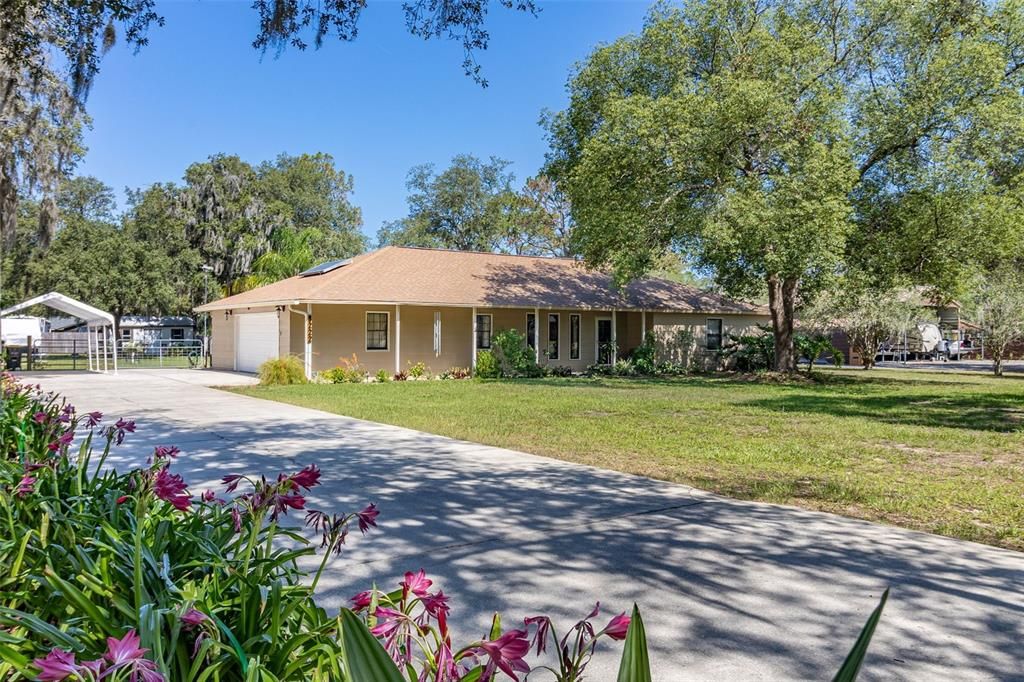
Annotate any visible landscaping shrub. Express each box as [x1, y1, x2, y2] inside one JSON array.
[[721, 325, 775, 371], [491, 329, 543, 377], [407, 361, 428, 379], [796, 334, 844, 374], [630, 335, 657, 375], [322, 354, 367, 383], [546, 365, 574, 377], [257, 355, 307, 385], [393, 370, 409, 381], [586, 359, 639, 377], [375, 368, 390, 382], [474, 349, 499, 378], [613, 358, 638, 376], [440, 367, 472, 380]]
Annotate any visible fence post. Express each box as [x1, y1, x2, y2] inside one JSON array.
[[159, 344, 163, 367], [27, 336, 32, 371], [73, 339, 77, 371]]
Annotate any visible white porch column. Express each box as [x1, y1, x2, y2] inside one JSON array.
[[395, 304, 402, 374], [102, 326, 109, 372], [305, 304, 313, 379], [86, 325, 93, 371], [611, 310, 618, 364], [641, 310, 647, 342], [471, 307, 478, 371], [534, 306, 540, 363], [112, 325, 118, 373]]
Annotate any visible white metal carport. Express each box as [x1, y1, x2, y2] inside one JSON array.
[[1, 292, 118, 373]]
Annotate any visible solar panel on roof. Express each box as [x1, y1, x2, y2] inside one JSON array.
[[299, 258, 352, 277]]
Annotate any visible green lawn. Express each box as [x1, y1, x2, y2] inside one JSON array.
[[230, 369, 1024, 550]]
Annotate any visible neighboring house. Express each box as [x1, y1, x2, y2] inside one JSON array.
[[196, 246, 770, 375], [119, 316, 196, 345], [51, 315, 196, 345]]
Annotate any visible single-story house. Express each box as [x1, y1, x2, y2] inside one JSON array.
[[51, 315, 196, 345], [195, 246, 770, 376], [118, 316, 196, 345]]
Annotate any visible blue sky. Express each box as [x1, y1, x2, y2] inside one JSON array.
[[79, 0, 652, 241]]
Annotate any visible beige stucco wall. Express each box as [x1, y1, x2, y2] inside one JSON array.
[[652, 312, 769, 369], [288, 310, 304, 356], [211, 303, 757, 375]]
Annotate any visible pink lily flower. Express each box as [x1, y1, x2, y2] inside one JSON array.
[[475, 629, 531, 681], [370, 607, 406, 638], [289, 464, 321, 490], [16, 474, 35, 497], [104, 630, 165, 681], [351, 590, 373, 610], [181, 608, 209, 627], [153, 467, 191, 511], [33, 649, 80, 681], [153, 445, 180, 460], [402, 569, 433, 598], [421, 590, 450, 619], [356, 503, 379, 533], [602, 612, 631, 640]]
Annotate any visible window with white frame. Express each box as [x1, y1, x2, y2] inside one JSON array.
[[475, 314, 492, 349], [706, 318, 723, 350], [547, 313, 559, 359], [366, 312, 389, 350], [570, 314, 580, 359], [120, 328, 131, 340], [170, 328, 185, 340]]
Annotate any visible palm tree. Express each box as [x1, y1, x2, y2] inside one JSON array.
[[226, 228, 317, 294]]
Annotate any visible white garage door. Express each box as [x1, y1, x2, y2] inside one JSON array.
[[235, 313, 279, 373]]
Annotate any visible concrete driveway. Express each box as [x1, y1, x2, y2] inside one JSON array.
[[27, 369, 1024, 681]]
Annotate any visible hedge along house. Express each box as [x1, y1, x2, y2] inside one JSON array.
[[195, 246, 770, 377]]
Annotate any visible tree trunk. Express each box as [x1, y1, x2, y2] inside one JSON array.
[[767, 274, 798, 373], [993, 350, 1003, 377]]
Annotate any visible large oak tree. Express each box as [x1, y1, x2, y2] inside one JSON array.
[[546, 0, 1024, 371]]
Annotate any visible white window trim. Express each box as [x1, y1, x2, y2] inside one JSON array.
[[595, 316, 612, 365], [365, 310, 390, 352], [475, 313, 493, 349], [705, 317, 724, 350], [547, 313, 560, 360], [569, 314, 581, 360]]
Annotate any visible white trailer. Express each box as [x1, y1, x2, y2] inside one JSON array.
[[0, 315, 49, 347]]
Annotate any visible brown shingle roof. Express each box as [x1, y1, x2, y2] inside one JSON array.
[[195, 246, 766, 314]]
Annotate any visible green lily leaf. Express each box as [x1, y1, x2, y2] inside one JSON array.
[[832, 588, 889, 682], [616, 603, 651, 682], [338, 608, 403, 682]]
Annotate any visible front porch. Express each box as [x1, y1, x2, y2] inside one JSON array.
[[212, 303, 651, 376]]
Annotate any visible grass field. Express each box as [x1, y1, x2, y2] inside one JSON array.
[[231, 369, 1024, 550]]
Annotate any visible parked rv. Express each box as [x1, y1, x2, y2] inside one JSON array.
[[0, 316, 49, 347]]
